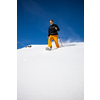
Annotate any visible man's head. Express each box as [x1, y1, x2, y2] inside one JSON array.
[[50, 20, 54, 25]]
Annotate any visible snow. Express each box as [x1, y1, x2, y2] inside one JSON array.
[[17, 42, 84, 100]]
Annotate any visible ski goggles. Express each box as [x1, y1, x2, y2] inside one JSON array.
[[50, 21, 53, 24]]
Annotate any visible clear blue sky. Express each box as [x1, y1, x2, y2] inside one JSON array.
[[17, 0, 84, 49]]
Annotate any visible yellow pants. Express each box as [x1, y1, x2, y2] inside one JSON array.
[[48, 35, 59, 48]]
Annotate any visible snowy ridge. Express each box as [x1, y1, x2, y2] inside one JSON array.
[[17, 42, 84, 100]]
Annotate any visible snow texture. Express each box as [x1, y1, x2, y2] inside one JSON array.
[[17, 42, 84, 100]]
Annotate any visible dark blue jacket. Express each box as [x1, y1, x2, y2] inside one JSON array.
[[48, 24, 60, 36]]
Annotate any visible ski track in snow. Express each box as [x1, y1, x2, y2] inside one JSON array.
[[17, 42, 84, 100]]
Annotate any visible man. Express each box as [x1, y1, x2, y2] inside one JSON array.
[[46, 20, 60, 50]]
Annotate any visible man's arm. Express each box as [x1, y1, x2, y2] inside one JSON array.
[[48, 27, 50, 37], [55, 25, 60, 31]]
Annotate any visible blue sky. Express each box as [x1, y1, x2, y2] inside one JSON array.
[[17, 0, 84, 49]]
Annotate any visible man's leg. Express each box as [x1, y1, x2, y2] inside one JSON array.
[[48, 35, 53, 47], [53, 35, 59, 48]]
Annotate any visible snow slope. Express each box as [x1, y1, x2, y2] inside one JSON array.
[[17, 42, 84, 100]]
